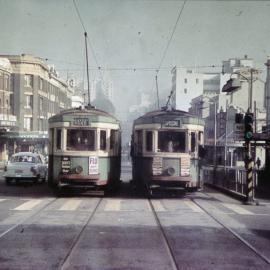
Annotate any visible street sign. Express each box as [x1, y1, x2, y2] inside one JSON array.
[[234, 123, 244, 141]]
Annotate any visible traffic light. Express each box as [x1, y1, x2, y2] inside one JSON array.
[[244, 112, 254, 140]]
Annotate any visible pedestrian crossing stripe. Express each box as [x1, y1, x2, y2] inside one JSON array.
[[104, 199, 122, 211], [151, 200, 166, 212], [183, 200, 204, 213], [222, 203, 254, 215], [13, 200, 42, 211], [59, 199, 82, 211], [0, 199, 7, 203]]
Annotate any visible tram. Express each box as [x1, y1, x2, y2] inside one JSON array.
[[131, 108, 204, 194], [48, 106, 121, 194]]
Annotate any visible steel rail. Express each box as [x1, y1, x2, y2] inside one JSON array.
[[59, 197, 103, 269], [148, 198, 178, 270], [0, 197, 58, 240], [191, 198, 270, 265]]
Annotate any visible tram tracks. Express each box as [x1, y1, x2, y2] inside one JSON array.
[[148, 198, 179, 270], [0, 197, 59, 240], [191, 198, 270, 265], [58, 197, 103, 270]]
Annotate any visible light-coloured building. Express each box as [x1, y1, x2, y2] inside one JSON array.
[[0, 54, 73, 157], [0, 58, 18, 164]]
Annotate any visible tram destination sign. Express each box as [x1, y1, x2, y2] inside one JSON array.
[[162, 120, 181, 128], [73, 118, 89, 126]]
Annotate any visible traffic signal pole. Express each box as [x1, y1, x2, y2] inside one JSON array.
[[244, 111, 255, 204]]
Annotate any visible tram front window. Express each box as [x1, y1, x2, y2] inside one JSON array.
[[67, 129, 95, 151], [158, 131, 186, 153]]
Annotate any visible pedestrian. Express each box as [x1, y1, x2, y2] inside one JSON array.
[[256, 157, 261, 170]]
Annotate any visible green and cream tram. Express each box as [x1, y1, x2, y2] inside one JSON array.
[[48, 106, 121, 194], [131, 109, 204, 194]]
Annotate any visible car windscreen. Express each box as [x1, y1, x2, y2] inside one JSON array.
[[66, 129, 95, 151], [11, 155, 36, 163]]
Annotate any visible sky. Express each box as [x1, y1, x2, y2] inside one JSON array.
[[1, 0, 270, 119]]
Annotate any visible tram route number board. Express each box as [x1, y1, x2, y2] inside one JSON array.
[[61, 157, 71, 174], [89, 156, 98, 175]]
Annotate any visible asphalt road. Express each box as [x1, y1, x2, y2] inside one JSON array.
[[0, 170, 269, 270]]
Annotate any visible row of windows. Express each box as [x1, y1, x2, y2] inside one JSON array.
[[24, 75, 67, 102], [0, 73, 10, 91], [55, 129, 118, 152], [23, 117, 48, 131], [135, 130, 202, 154], [24, 94, 64, 114], [184, 78, 199, 84]]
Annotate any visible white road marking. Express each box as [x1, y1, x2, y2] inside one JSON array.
[[0, 199, 7, 203], [104, 199, 122, 211], [183, 200, 204, 213], [151, 200, 166, 212], [13, 199, 42, 211], [59, 199, 82, 211], [222, 203, 254, 215]]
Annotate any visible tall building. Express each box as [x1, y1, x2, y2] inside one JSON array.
[[171, 67, 204, 111], [0, 54, 73, 160], [0, 58, 17, 164]]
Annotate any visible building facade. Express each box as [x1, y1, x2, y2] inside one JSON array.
[[0, 54, 73, 161], [0, 58, 18, 164]]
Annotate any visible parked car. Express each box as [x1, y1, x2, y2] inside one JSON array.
[[4, 152, 48, 185]]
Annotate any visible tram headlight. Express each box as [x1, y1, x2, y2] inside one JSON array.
[[75, 165, 83, 174], [166, 167, 175, 176]]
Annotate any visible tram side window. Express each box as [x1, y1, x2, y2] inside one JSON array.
[[66, 129, 95, 151], [100, 130, 107, 151], [135, 130, 143, 154], [146, 131, 153, 152], [158, 131, 186, 153], [56, 129, 61, 150], [110, 130, 116, 150], [191, 132, 196, 152]]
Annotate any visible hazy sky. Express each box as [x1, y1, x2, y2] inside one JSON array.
[[1, 0, 270, 118]]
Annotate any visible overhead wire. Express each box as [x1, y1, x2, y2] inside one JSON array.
[[150, 0, 188, 109], [72, 0, 104, 81]]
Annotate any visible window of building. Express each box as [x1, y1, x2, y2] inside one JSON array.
[[24, 74, 33, 87], [56, 129, 61, 150], [184, 78, 187, 83], [196, 78, 199, 84], [4, 75, 9, 90], [24, 117, 33, 131], [184, 88, 187, 94], [39, 77, 43, 90], [158, 131, 186, 153], [25, 95, 33, 109], [0, 72, 3, 90], [100, 130, 107, 150], [146, 131, 153, 152], [39, 97, 43, 111], [66, 129, 95, 151], [191, 132, 196, 152]]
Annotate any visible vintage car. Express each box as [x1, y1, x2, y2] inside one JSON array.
[[4, 152, 48, 185]]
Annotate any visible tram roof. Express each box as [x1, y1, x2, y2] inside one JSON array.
[[48, 106, 120, 124], [133, 109, 204, 126]]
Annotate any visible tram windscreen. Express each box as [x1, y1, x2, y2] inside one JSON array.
[[66, 129, 95, 151], [158, 131, 186, 153]]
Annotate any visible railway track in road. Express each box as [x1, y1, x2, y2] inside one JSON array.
[[191, 198, 270, 265], [148, 198, 179, 270], [58, 197, 103, 270], [0, 197, 58, 240]]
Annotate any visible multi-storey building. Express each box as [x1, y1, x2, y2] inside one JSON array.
[[0, 58, 17, 164], [0, 54, 73, 160]]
